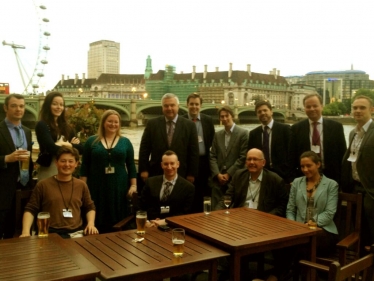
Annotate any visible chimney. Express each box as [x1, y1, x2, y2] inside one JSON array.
[[216, 67, 219, 72], [192, 65, 196, 79], [269, 71, 273, 75], [228, 63, 233, 78], [203, 65, 207, 79], [180, 71, 183, 74], [74, 74, 78, 84], [273, 68, 277, 79], [247, 64, 251, 76], [67, 75, 70, 80], [82, 73, 85, 84], [61, 74, 64, 85], [277, 70, 280, 77]]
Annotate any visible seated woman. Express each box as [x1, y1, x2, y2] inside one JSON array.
[[261, 151, 339, 281]]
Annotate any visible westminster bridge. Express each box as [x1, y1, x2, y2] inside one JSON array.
[[0, 95, 303, 128]]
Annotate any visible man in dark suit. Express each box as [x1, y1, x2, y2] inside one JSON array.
[[183, 93, 215, 212], [140, 150, 195, 223], [139, 93, 199, 183], [342, 95, 374, 247], [217, 148, 288, 216], [0, 94, 33, 239], [210, 106, 248, 209], [289, 93, 346, 183], [248, 100, 291, 182]]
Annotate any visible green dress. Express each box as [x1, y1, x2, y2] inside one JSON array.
[[80, 136, 137, 231]]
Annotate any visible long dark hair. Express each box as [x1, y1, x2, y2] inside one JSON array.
[[39, 91, 72, 140]]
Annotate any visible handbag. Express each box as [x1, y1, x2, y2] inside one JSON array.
[[36, 150, 52, 167]]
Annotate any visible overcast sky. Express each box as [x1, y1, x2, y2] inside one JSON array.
[[1, 0, 374, 94]]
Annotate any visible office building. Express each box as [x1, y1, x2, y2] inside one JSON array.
[[87, 40, 120, 79]]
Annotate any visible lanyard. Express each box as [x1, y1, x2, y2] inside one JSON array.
[[104, 136, 117, 164], [56, 177, 74, 210]]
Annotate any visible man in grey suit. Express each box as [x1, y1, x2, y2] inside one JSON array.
[[0, 94, 33, 239], [342, 95, 374, 247], [139, 93, 199, 183], [210, 106, 248, 209]]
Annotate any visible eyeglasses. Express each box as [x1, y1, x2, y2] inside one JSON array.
[[246, 158, 264, 162]]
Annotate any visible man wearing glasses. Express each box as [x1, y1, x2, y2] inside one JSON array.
[[217, 148, 288, 216]]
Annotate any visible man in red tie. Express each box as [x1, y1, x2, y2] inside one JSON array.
[[289, 93, 346, 183]]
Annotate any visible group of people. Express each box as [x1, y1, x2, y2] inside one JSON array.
[[0, 91, 373, 278]]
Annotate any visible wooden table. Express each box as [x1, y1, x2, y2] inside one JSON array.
[[166, 207, 321, 281], [65, 227, 229, 280], [0, 233, 99, 281]]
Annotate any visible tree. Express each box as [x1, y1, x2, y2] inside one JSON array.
[[352, 88, 374, 102], [322, 102, 347, 116]]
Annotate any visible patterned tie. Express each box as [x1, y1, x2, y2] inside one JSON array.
[[167, 121, 174, 146], [15, 126, 29, 186], [263, 126, 270, 165], [161, 182, 172, 202]]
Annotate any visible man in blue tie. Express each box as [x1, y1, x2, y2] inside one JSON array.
[[0, 94, 33, 239]]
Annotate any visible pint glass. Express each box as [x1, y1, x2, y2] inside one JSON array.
[[37, 212, 50, 238]]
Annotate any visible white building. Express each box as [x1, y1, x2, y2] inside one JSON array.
[[87, 40, 120, 79]]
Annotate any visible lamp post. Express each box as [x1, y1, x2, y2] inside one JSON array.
[[143, 92, 148, 100], [131, 87, 136, 99]]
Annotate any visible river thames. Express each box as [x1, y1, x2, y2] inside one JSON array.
[[31, 124, 355, 160]]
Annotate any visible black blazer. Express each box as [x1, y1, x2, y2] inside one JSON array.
[[140, 175, 195, 220], [218, 168, 288, 217], [138, 116, 199, 178], [289, 118, 346, 183], [0, 120, 33, 210], [248, 121, 291, 181]]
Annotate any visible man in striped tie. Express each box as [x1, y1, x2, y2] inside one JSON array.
[[140, 150, 195, 226]]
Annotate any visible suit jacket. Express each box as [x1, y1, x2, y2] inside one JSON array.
[[248, 121, 291, 181], [138, 116, 199, 178], [286, 175, 338, 234], [218, 168, 288, 217], [140, 175, 195, 220], [341, 122, 374, 199], [210, 125, 248, 179], [0, 120, 33, 211], [289, 118, 346, 183]]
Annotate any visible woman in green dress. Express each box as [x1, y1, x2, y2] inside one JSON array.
[[80, 110, 137, 233]]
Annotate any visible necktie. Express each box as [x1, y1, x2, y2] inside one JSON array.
[[161, 182, 172, 202], [263, 125, 270, 166], [192, 118, 197, 122], [167, 121, 174, 146], [14, 126, 24, 148], [15, 126, 29, 186], [312, 122, 320, 146]]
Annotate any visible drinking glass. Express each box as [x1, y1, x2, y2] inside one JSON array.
[[37, 212, 50, 238], [203, 196, 211, 215], [136, 210, 147, 235], [306, 207, 318, 230], [172, 228, 185, 257], [223, 195, 231, 214]]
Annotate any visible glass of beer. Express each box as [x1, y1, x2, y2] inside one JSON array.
[[203, 196, 211, 215], [18, 149, 30, 171], [136, 210, 147, 235], [37, 212, 50, 238], [172, 228, 185, 257], [306, 207, 318, 230]]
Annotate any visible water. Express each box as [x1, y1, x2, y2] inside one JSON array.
[[31, 123, 355, 160]]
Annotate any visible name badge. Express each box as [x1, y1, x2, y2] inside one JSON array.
[[105, 166, 115, 174], [347, 152, 357, 162], [198, 135, 203, 143], [248, 200, 258, 209], [160, 206, 170, 214], [311, 145, 320, 154], [63, 208, 73, 218]]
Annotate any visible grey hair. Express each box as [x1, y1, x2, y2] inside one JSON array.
[[161, 93, 179, 105]]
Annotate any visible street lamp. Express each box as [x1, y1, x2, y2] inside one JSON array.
[[143, 92, 148, 99], [131, 87, 136, 99], [221, 100, 225, 105]]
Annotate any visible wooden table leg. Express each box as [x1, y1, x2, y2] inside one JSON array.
[[309, 235, 317, 281], [208, 259, 218, 281], [229, 254, 241, 281]]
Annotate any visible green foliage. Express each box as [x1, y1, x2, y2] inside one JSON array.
[[352, 89, 374, 102], [322, 102, 348, 116], [65, 102, 104, 137]]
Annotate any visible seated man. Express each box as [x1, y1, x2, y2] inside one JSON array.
[[20, 146, 98, 238], [217, 148, 288, 216], [140, 150, 195, 226]]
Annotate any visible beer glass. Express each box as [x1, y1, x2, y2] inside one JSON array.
[[37, 212, 50, 238], [172, 228, 185, 257], [136, 210, 147, 235], [203, 196, 211, 215], [18, 149, 30, 171], [306, 207, 318, 230]]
